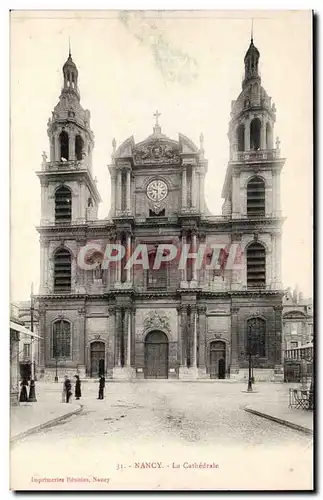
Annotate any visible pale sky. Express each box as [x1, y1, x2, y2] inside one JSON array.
[[10, 10, 313, 301]]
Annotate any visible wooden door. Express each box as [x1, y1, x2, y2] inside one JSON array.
[[145, 331, 168, 379], [209, 341, 226, 379], [218, 358, 225, 379], [90, 342, 105, 377]]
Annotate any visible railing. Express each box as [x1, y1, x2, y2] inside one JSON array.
[[231, 149, 280, 162], [42, 160, 87, 171]]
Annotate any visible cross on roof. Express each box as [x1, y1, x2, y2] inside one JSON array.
[[153, 110, 161, 126]]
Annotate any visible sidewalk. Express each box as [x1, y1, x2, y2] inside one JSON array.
[[244, 401, 313, 434], [10, 398, 82, 442]]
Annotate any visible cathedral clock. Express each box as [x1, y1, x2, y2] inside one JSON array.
[[146, 179, 168, 202]]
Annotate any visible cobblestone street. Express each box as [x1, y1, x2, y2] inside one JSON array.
[[10, 382, 313, 490]]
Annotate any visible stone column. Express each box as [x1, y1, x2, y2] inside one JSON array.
[[181, 166, 187, 209], [192, 307, 197, 368], [274, 305, 284, 380], [126, 167, 131, 213], [126, 308, 132, 367], [199, 170, 205, 213], [44, 243, 49, 291], [110, 170, 116, 217], [126, 233, 132, 283], [191, 165, 197, 208], [191, 231, 197, 282], [181, 230, 187, 282], [116, 232, 122, 283], [180, 305, 188, 367], [54, 133, 60, 161], [38, 307, 46, 370], [50, 138, 55, 162], [245, 119, 251, 150], [232, 172, 240, 217], [176, 306, 181, 365], [261, 118, 266, 150], [40, 243, 45, 292], [230, 306, 240, 374], [275, 171, 281, 215], [116, 168, 122, 213], [275, 233, 282, 288], [197, 306, 207, 370], [115, 307, 122, 367], [69, 130, 75, 160]]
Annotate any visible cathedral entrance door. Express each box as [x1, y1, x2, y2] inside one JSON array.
[[209, 341, 226, 379], [218, 358, 225, 379], [144, 331, 168, 379], [90, 341, 105, 377]]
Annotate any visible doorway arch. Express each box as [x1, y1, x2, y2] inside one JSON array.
[[144, 331, 168, 379], [209, 341, 226, 379], [90, 341, 105, 377]]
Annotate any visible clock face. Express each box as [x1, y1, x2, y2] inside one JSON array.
[[146, 179, 168, 202]]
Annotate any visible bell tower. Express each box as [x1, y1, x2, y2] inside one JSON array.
[[47, 48, 94, 169], [222, 35, 285, 290], [38, 49, 101, 228]]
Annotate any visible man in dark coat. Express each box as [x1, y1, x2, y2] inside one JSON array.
[[64, 375, 72, 403], [98, 375, 105, 400], [74, 375, 81, 400]]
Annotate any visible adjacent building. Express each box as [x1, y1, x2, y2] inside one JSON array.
[[36, 38, 286, 381]]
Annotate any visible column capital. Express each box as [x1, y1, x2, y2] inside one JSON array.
[[178, 304, 188, 313], [231, 306, 240, 315], [198, 231, 206, 242], [197, 305, 207, 314], [231, 232, 242, 242], [77, 307, 86, 315]]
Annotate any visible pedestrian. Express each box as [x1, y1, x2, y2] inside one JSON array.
[[64, 375, 72, 403], [19, 378, 29, 403], [74, 375, 81, 400], [97, 374, 105, 400]]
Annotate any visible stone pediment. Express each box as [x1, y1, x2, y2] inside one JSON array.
[[133, 137, 180, 165], [143, 310, 171, 334]]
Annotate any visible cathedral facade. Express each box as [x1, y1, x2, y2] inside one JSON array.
[[36, 39, 285, 381]]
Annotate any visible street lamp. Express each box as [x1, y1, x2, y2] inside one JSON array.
[[28, 283, 37, 402], [54, 354, 59, 382]]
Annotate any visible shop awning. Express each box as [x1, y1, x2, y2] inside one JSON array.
[[10, 321, 42, 339]]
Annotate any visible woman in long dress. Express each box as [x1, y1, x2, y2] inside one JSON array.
[[19, 378, 28, 402], [74, 375, 81, 400]]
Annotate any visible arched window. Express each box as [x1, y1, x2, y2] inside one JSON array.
[[247, 242, 266, 289], [266, 123, 273, 149], [247, 176, 265, 216], [237, 124, 245, 152], [59, 131, 69, 160], [54, 248, 72, 292], [55, 186, 72, 223], [250, 118, 261, 150], [75, 135, 84, 161], [147, 250, 167, 289], [246, 317, 266, 357], [52, 320, 71, 358]]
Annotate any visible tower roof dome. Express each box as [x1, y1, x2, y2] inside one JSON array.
[[244, 38, 260, 61], [63, 52, 78, 74]]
